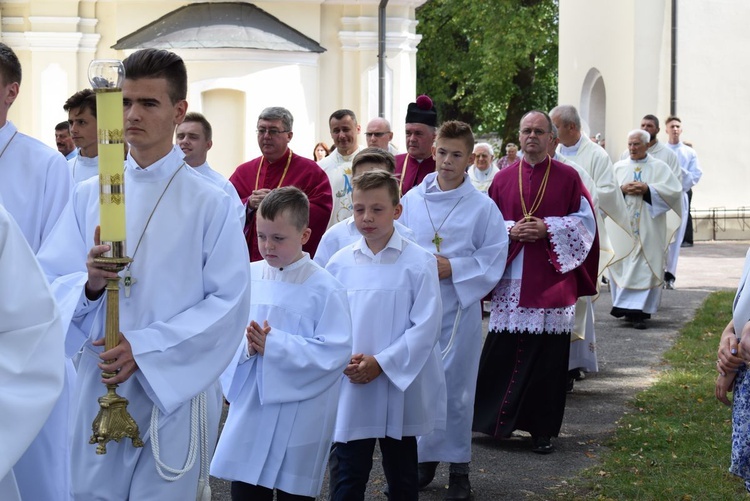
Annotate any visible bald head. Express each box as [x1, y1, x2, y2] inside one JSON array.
[[365, 117, 393, 150]]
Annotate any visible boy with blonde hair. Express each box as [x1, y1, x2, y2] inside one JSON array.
[[326, 170, 445, 500]]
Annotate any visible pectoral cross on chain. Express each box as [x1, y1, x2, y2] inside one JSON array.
[[122, 269, 137, 298], [432, 232, 443, 253]]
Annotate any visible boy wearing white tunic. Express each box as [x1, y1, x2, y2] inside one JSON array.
[[326, 170, 446, 500], [37, 49, 251, 500], [211, 187, 352, 500], [314, 147, 415, 267], [399, 121, 508, 500]]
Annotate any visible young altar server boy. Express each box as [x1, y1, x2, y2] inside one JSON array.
[[399, 120, 507, 499], [325, 170, 446, 500], [211, 186, 353, 500], [314, 147, 415, 267]]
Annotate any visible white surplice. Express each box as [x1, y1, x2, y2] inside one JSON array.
[[467, 164, 500, 193], [0, 206, 65, 501], [326, 230, 447, 442], [192, 161, 245, 226], [665, 141, 703, 276], [319, 147, 364, 227], [212, 255, 351, 497], [555, 153, 602, 372], [607, 154, 682, 314], [36, 146, 251, 500], [68, 154, 99, 184], [0, 121, 72, 252], [399, 172, 507, 463], [0, 120, 73, 501], [313, 216, 416, 267]]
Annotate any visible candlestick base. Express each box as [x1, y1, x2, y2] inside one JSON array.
[[90, 383, 144, 454], [89, 258, 142, 454]]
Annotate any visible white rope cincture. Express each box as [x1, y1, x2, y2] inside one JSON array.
[[441, 308, 462, 360], [150, 392, 207, 482]]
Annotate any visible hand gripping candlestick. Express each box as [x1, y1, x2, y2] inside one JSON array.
[[88, 59, 143, 454]]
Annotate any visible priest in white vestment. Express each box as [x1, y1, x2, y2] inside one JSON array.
[[0, 205, 65, 501], [319, 109, 364, 227], [466, 142, 500, 193], [607, 130, 682, 330], [0, 42, 73, 501], [399, 122, 507, 498], [36, 49, 251, 501]]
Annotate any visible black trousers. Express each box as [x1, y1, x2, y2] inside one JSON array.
[[329, 436, 418, 501], [683, 189, 694, 244], [230, 481, 314, 501]]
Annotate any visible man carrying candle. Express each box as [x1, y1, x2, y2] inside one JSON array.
[[37, 48, 251, 500], [0, 41, 73, 501]]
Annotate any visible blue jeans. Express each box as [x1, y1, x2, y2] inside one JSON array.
[[328, 436, 418, 501]]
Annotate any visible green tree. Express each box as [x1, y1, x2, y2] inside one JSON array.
[[416, 0, 558, 146]]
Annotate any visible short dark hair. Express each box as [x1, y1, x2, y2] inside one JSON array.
[[258, 107, 293, 132], [520, 110, 554, 133], [351, 147, 395, 177], [437, 120, 474, 154], [330, 109, 357, 125], [642, 114, 660, 129], [122, 49, 187, 104], [64, 89, 97, 118], [55, 121, 70, 132], [0, 43, 21, 86], [665, 115, 681, 125], [182, 112, 212, 141], [258, 186, 309, 231], [352, 170, 400, 207]]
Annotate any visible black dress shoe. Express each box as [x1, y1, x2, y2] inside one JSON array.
[[445, 473, 473, 500], [531, 435, 554, 454], [418, 461, 439, 489], [633, 319, 647, 330]]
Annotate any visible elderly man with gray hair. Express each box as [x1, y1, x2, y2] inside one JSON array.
[[467, 142, 499, 193], [605, 129, 681, 330]]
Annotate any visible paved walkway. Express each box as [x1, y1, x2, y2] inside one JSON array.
[[210, 241, 749, 500]]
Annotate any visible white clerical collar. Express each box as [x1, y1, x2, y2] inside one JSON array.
[[469, 165, 494, 180], [75, 154, 98, 165], [336, 147, 361, 163], [262, 253, 317, 283], [632, 155, 649, 164], [192, 161, 211, 174], [126, 145, 185, 181], [353, 226, 405, 258], [425, 172, 467, 193], [560, 134, 584, 157]]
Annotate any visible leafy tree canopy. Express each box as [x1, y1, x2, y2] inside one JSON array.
[[416, 0, 558, 146]]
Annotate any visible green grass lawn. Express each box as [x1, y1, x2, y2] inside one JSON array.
[[561, 291, 748, 500]]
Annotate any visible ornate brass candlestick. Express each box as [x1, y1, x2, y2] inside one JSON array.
[[88, 59, 143, 454]]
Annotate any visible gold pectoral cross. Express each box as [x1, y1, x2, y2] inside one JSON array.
[[432, 232, 443, 252], [121, 270, 137, 298]]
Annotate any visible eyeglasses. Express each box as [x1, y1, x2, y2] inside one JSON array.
[[257, 128, 290, 137], [365, 132, 388, 138], [520, 128, 549, 137]]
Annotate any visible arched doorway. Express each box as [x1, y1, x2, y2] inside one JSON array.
[[579, 68, 606, 142]]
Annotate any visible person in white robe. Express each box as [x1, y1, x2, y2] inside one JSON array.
[[664, 116, 703, 288], [326, 170, 446, 501], [467, 142, 500, 193], [399, 121, 507, 499], [319, 109, 365, 227], [549, 125, 602, 379], [0, 205, 65, 501], [607, 129, 682, 330], [0, 42, 73, 501], [36, 49, 251, 501], [212, 187, 351, 499], [176, 112, 245, 225], [314, 147, 415, 267], [65, 89, 100, 184]]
